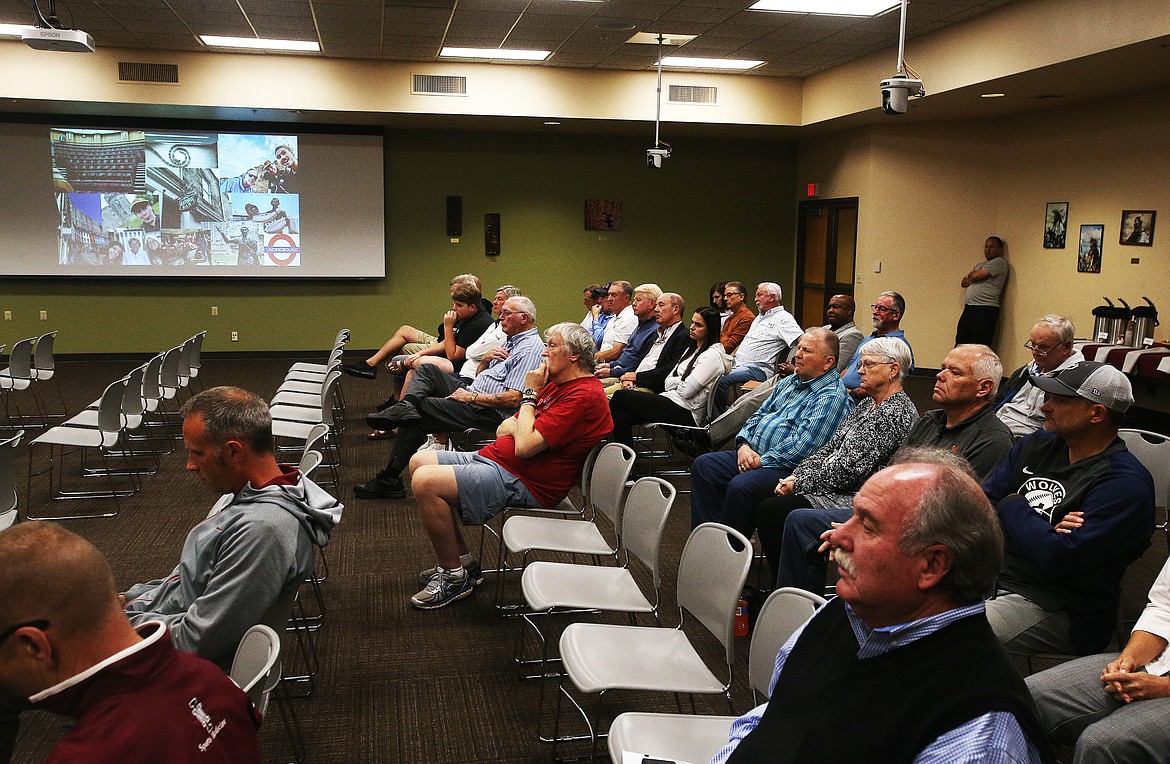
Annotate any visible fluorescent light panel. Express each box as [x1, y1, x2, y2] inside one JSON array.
[[0, 23, 29, 36], [660, 56, 763, 70], [440, 47, 549, 60], [200, 35, 319, 52], [749, 0, 899, 16]]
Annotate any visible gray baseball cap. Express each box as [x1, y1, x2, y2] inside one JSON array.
[[1030, 361, 1134, 413]]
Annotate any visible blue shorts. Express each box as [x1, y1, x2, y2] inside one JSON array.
[[435, 451, 539, 525]]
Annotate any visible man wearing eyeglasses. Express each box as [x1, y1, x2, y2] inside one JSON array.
[[719, 281, 755, 354], [0, 522, 262, 763], [840, 291, 914, 399], [218, 167, 258, 195], [996, 314, 1084, 439]]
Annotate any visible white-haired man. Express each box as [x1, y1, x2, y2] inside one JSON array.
[[712, 282, 803, 416]]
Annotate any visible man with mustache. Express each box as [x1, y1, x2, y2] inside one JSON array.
[[710, 449, 1051, 764]]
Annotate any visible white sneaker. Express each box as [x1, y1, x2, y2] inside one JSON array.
[[418, 434, 446, 451]]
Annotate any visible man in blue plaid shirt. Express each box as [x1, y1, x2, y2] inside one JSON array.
[[691, 327, 850, 530]]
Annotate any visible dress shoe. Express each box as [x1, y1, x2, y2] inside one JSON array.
[[366, 400, 422, 430], [353, 475, 405, 499], [341, 362, 377, 380]]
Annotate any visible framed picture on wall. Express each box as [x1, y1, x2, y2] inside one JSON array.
[[1119, 210, 1155, 246], [1077, 224, 1104, 273], [1044, 202, 1068, 249], [584, 199, 622, 231]]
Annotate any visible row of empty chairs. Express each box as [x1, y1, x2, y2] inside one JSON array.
[[0, 331, 66, 430]]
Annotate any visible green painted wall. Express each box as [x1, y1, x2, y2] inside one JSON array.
[[3, 129, 798, 355]]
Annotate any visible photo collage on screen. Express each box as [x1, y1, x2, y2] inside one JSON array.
[[50, 128, 301, 268]]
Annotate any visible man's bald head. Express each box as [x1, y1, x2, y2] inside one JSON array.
[[0, 522, 121, 640]]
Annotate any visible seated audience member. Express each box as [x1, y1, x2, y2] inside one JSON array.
[[121, 387, 342, 667], [0, 523, 262, 763], [586, 282, 613, 348], [824, 293, 864, 373], [709, 281, 729, 319], [840, 290, 914, 399], [579, 283, 606, 333], [354, 296, 546, 500], [407, 323, 612, 609], [719, 281, 754, 355], [712, 282, 803, 416], [710, 449, 1051, 764], [996, 314, 1083, 439], [1027, 554, 1170, 763], [366, 285, 520, 440], [983, 362, 1154, 656], [608, 306, 726, 446], [775, 344, 1013, 593], [750, 337, 918, 561], [594, 283, 661, 382], [596, 280, 637, 362], [341, 274, 484, 380], [599, 292, 688, 396], [690, 328, 850, 531], [384, 280, 492, 377]]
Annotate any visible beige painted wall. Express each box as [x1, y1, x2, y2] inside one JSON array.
[[797, 86, 1170, 373]]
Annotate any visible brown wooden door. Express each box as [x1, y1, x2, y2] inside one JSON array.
[[795, 198, 858, 328]]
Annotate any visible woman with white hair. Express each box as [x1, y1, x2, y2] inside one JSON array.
[[749, 336, 919, 578]]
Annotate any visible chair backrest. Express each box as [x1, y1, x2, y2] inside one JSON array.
[[4, 338, 35, 380], [589, 441, 636, 525], [619, 477, 677, 592], [302, 422, 330, 458], [0, 430, 23, 530], [97, 378, 129, 434], [299, 449, 323, 479], [748, 587, 826, 700], [1119, 428, 1170, 510], [121, 365, 147, 419], [188, 331, 206, 372], [229, 624, 282, 717], [140, 352, 164, 407], [317, 370, 342, 427], [159, 345, 182, 389], [708, 374, 777, 449], [177, 336, 197, 382], [33, 331, 57, 376], [699, 350, 735, 425], [676, 523, 753, 666]]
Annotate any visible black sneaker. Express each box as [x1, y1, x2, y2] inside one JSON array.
[[341, 362, 377, 380], [353, 475, 405, 499], [366, 400, 422, 430]]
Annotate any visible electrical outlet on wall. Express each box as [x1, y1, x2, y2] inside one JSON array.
[[3, 311, 10, 321], [231, 331, 239, 342], [39, 310, 47, 320], [211, 306, 219, 316]]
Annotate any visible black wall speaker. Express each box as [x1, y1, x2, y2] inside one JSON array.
[[446, 196, 462, 237], [484, 213, 501, 257]]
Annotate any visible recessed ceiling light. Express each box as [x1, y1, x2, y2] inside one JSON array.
[[440, 47, 549, 61], [627, 32, 696, 45], [981, 92, 1006, 98], [660, 56, 763, 70], [200, 35, 319, 52], [749, 0, 899, 16], [0, 23, 29, 36]]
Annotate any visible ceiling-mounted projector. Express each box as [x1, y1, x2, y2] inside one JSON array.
[[22, 26, 95, 53]]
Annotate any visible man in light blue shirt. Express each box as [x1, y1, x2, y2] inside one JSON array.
[[691, 328, 849, 531], [709, 450, 1048, 764], [841, 290, 914, 397]]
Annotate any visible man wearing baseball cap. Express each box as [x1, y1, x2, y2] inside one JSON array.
[[981, 361, 1155, 657]]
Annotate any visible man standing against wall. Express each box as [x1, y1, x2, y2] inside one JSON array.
[[956, 236, 1009, 346]]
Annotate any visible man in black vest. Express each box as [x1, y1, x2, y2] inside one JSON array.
[[711, 448, 1051, 764]]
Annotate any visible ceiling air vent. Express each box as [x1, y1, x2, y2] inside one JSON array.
[[118, 61, 179, 84], [669, 84, 716, 105], [412, 74, 468, 96]]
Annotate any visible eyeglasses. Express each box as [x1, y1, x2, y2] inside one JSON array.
[[870, 304, 897, 314], [857, 358, 894, 370], [1024, 340, 1059, 356], [723, 291, 742, 297], [498, 309, 523, 319], [0, 619, 48, 646]]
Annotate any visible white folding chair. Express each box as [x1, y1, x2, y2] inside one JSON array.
[[0, 430, 23, 530], [552, 523, 754, 759], [0, 338, 43, 428], [606, 587, 827, 764], [496, 442, 636, 608], [230, 624, 282, 717], [30, 331, 66, 419], [516, 477, 677, 681], [1119, 428, 1170, 546]]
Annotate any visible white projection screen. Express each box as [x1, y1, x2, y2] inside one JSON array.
[[0, 122, 385, 278]]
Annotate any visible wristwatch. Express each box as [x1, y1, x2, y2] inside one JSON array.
[[470, 391, 479, 403], [522, 387, 537, 398]]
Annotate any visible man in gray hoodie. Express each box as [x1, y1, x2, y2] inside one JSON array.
[[120, 386, 343, 667]]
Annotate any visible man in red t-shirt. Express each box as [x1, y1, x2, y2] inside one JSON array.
[[408, 322, 613, 610]]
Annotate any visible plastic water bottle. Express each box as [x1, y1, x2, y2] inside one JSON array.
[[735, 598, 749, 637]]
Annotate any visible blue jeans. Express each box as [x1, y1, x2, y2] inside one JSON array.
[[772, 506, 853, 593], [712, 364, 769, 417], [689, 450, 784, 537]]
